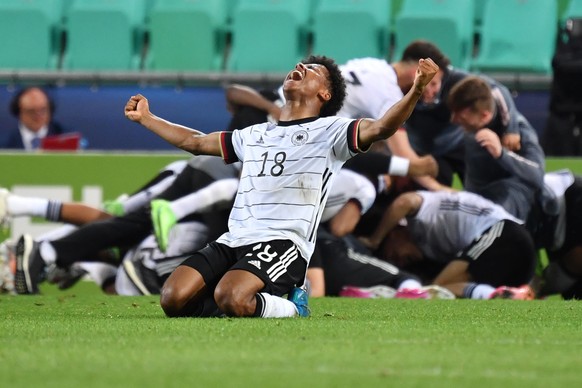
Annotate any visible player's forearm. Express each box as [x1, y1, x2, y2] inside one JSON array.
[[226, 85, 281, 119], [140, 113, 203, 147], [413, 175, 447, 191], [375, 86, 423, 138], [140, 113, 221, 156], [368, 193, 419, 247]]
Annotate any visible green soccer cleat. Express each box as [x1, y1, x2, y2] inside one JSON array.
[[150, 199, 177, 253], [102, 194, 128, 216]]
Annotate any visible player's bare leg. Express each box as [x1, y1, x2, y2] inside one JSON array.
[[160, 266, 209, 317], [214, 269, 264, 317]]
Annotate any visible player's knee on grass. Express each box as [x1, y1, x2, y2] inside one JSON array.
[[160, 283, 191, 317], [214, 270, 266, 317], [160, 265, 209, 317], [214, 283, 256, 317]]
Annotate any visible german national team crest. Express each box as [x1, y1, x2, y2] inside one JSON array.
[[291, 130, 308, 146]]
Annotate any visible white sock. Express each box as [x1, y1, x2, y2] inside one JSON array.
[[397, 279, 423, 291], [470, 284, 496, 299], [78, 262, 117, 287], [170, 179, 238, 220], [7, 195, 49, 218], [257, 293, 297, 318], [169, 195, 193, 220], [37, 225, 77, 241], [121, 191, 150, 214], [39, 241, 57, 265]]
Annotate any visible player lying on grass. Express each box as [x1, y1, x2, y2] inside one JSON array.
[[534, 169, 582, 300], [1, 174, 238, 295], [11, 155, 239, 292], [360, 190, 537, 300]]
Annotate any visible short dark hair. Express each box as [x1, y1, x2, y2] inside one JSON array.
[[302, 55, 346, 117], [401, 40, 450, 70], [447, 76, 495, 113]]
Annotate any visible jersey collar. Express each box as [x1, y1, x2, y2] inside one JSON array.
[[277, 116, 319, 127]]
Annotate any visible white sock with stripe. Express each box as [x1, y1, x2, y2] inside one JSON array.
[[256, 292, 297, 318], [7, 195, 49, 218], [464, 283, 496, 299]]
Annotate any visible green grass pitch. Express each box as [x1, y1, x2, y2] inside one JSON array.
[[1, 282, 581, 388], [2, 158, 582, 387]]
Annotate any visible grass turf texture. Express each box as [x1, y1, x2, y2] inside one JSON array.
[[1, 283, 581, 388]]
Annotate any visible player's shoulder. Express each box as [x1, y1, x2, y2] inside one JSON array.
[[307, 116, 354, 131], [341, 57, 391, 73]]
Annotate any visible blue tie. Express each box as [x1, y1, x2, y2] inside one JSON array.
[[31, 136, 41, 149]]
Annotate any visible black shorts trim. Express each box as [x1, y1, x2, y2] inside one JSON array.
[[459, 220, 536, 286]]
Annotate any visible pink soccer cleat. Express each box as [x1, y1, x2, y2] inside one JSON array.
[[489, 284, 535, 300]]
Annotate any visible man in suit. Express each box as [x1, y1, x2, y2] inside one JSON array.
[[2, 87, 65, 150]]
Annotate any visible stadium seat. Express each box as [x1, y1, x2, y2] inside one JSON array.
[[564, 0, 582, 19], [471, 0, 557, 74], [63, 0, 146, 70], [473, 0, 488, 29], [393, 0, 475, 69], [145, 0, 229, 72], [0, 0, 63, 70], [227, 0, 311, 73], [311, 0, 391, 63]]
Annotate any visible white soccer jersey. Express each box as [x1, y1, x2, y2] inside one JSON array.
[[337, 57, 402, 120], [218, 116, 363, 262], [408, 191, 522, 262], [320, 168, 376, 223]]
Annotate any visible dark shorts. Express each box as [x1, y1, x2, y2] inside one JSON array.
[[180, 239, 307, 296], [311, 230, 418, 295], [459, 220, 536, 286]]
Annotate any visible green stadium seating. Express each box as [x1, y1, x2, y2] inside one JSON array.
[[393, 0, 475, 69], [145, 0, 229, 72], [227, 0, 311, 73], [63, 0, 146, 70], [564, 0, 582, 19], [471, 0, 557, 74], [474, 0, 488, 29], [0, 0, 63, 70], [311, 0, 391, 63]]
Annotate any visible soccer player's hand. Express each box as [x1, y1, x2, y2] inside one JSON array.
[[476, 128, 503, 158], [414, 58, 439, 92], [502, 132, 521, 152], [124, 94, 150, 123], [409, 155, 439, 178]]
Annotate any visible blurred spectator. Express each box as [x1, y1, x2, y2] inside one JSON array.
[[2, 87, 66, 150], [542, 17, 582, 156]]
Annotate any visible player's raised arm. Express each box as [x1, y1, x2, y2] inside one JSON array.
[[358, 59, 439, 150], [124, 94, 222, 156]]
